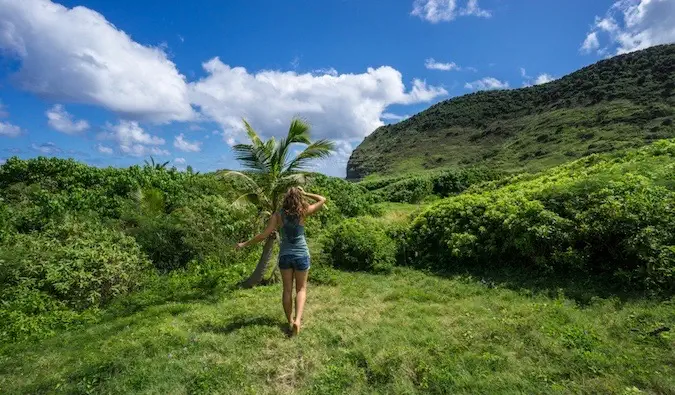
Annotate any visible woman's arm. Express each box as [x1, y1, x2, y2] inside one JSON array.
[[236, 213, 279, 249], [301, 188, 326, 216]]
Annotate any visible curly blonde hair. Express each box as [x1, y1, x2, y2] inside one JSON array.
[[282, 187, 308, 220]]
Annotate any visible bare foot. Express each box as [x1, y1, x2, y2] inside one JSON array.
[[292, 322, 300, 336]]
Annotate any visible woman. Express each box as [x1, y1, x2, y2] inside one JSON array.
[[236, 187, 326, 336]]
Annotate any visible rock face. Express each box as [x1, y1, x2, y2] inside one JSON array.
[[346, 44, 675, 180]]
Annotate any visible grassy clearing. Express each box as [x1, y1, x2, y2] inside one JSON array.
[[1, 268, 673, 394]]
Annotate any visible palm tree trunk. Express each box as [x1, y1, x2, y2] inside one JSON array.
[[243, 235, 276, 288]]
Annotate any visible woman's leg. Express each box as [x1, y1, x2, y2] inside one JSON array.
[[293, 269, 309, 334], [281, 269, 295, 327]]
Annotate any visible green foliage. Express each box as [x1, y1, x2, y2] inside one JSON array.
[[364, 167, 502, 204], [321, 218, 397, 273], [304, 174, 382, 236], [0, 216, 151, 342], [348, 44, 675, 178], [405, 140, 675, 291]]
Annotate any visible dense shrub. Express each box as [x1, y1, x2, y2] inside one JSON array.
[[321, 218, 397, 273], [0, 216, 151, 342], [378, 176, 433, 203], [365, 167, 502, 204], [431, 167, 502, 197], [405, 140, 675, 291], [304, 174, 381, 236], [171, 195, 257, 263]]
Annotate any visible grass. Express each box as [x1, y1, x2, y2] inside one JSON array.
[[1, 268, 673, 394]]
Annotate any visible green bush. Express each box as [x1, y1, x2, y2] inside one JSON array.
[[378, 176, 433, 204], [321, 218, 396, 273], [405, 141, 675, 291], [304, 174, 382, 237], [0, 216, 151, 342], [1, 216, 151, 309]]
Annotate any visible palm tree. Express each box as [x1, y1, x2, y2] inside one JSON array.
[[223, 118, 335, 288], [144, 156, 170, 170]]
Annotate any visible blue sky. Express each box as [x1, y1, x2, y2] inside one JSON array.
[[1, 0, 673, 176]]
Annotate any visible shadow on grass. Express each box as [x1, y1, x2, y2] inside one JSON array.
[[424, 264, 673, 306], [200, 316, 291, 337]]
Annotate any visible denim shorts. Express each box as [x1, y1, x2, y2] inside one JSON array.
[[278, 255, 310, 271]]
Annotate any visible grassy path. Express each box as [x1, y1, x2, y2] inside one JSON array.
[[1, 269, 673, 394]]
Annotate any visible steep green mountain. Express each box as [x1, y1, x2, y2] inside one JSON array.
[[347, 44, 675, 179]]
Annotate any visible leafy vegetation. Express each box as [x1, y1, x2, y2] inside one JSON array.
[[405, 139, 675, 292], [348, 44, 675, 179], [321, 218, 397, 273]]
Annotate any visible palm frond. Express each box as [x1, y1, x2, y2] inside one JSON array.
[[274, 118, 312, 175], [219, 171, 272, 210], [242, 119, 263, 147], [232, 192, 262, 209], [232, 143, 271, 173], [284, 139, 336, 173]]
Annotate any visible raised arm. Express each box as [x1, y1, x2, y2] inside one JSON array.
[[236, 213, 279, 249], [301, 188, 326, 216]]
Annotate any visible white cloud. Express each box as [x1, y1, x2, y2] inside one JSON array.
[[174, 133, 202, 152], [98, 120, 168, 157], [534, 74, 556, 85], [465, 77, 509, 91], [312, 67, 339, 77], [382, 113, 410, 122], [412, 0, 491, 23], [0, 0, 193, 123], [31, 142, 61, 154], [46, 104, 89, 134], [188, 124, 204, 131], [0, 121, 22, 137], [309, 140, 354, 178], [425, 58, 460, 71], [174, 157, 186, 165], [461, 0, 492, 18], [520, 67, 528, 78], [581, 32, 601, 53], [189, 60, 446, 143], [581, 0, 675, 55], [97, 144, 113, 154]]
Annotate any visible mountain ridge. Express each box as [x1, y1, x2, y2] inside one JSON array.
[[347, 44, 675, 180]]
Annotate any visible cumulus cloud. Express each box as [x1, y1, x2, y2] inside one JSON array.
[[308, 140, 354, 178], [98, 120, 168, 157], [465, 77, 509, 91], [0, 121, 22, 137], [31, 142, 61, 154], [581, 0, 675, 55], [581, 32, 601, 53], [382, 113, 410, 122], [97, 144, 113, 154], [412, 0, 491, 23], [189, 59, 447, 143], [425, 58, 460, 71], [534, 74, 556, 85], [173, 133, 202, 152], [521, 70, 557, 87], [174, 157, 186, 165], [0, 0, 194, 123], [46, 104, 89, 134]]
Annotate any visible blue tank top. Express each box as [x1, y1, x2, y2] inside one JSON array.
[[278, 210, 310, 258]]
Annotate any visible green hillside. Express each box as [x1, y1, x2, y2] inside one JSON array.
[[347, 44, 675, 179]]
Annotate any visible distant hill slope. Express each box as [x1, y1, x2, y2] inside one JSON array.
[[347, 44, 675, 180]]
